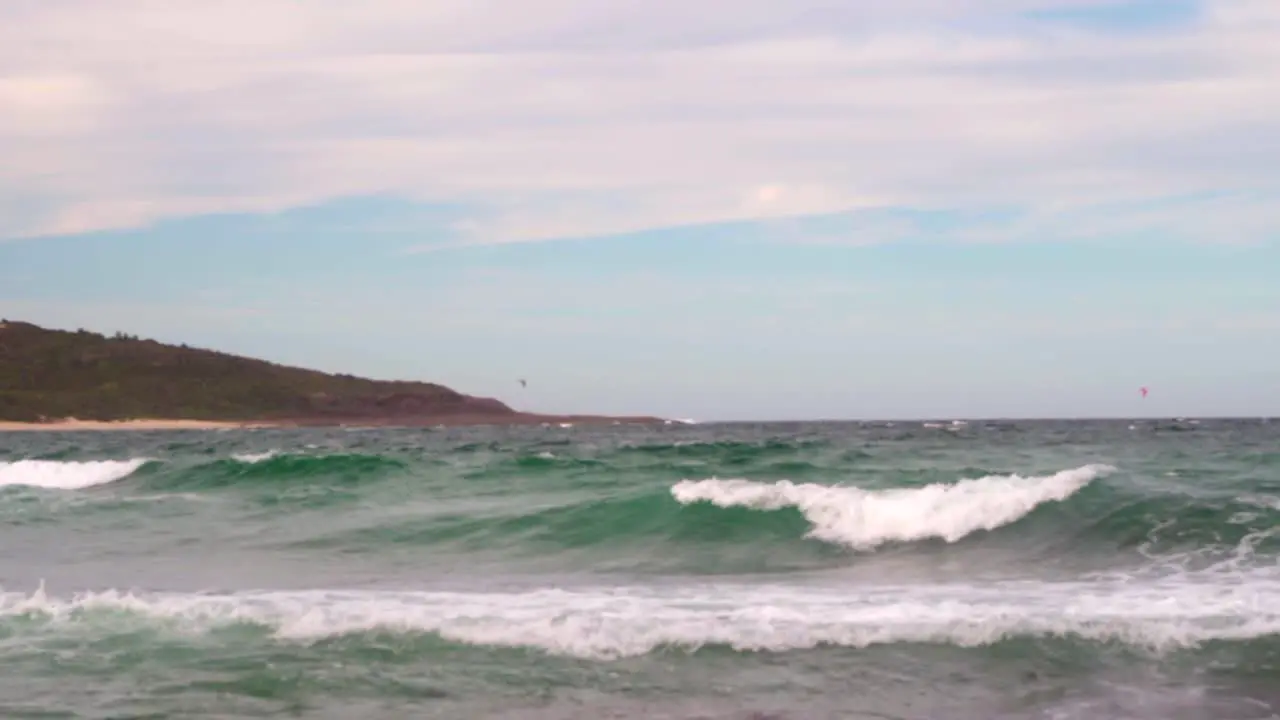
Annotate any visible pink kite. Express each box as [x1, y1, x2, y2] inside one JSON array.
[[1139, 387, 1149, 398]]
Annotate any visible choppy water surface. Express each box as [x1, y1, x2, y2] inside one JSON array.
[[0, 419, 1277, 719]]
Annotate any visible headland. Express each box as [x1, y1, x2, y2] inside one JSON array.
[[0, 320, 664, 430]]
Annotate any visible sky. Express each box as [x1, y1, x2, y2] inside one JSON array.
[[1, 0, 1278, 421]]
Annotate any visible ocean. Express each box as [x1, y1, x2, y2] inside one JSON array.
[[0, 419, 1276, 719]]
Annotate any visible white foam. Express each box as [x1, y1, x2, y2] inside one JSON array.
[[231, 450, 279, 464], [0, 459, 150, 490], [671, 464, 1114, 550], [2, 571, 1276, 660], [1242, 495, 1280, 511]]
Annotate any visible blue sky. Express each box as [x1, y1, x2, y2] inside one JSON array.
[[1, 0, 1278, 420]]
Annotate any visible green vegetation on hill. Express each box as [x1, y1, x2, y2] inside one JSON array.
[[0, 320, 513, 423]]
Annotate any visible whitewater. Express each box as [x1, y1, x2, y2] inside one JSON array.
[[0, 419, 1277, 719], [671, 463, 1113, 548]]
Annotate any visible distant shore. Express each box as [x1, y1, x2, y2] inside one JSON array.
[[0, 418, 276, 432], [0, 321, 674, 431], [0, 414, 668, 432]]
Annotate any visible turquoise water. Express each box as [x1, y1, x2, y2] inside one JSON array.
[[0, 419, 1277, 719]]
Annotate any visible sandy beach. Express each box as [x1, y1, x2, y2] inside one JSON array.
[[0, 418, 279, 432]]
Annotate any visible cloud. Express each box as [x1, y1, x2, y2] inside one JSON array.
[[775, 190, 1280, 247], [1, 0, 1278, 242]]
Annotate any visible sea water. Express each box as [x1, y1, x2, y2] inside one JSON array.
[[0, 419, 1277, 718]]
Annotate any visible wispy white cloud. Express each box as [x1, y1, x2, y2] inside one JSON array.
[[1, 0, 1277, 242], [774, 190, 1280, 247]]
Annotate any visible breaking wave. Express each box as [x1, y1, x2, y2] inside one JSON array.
[[231, 450, 280, 464], [0, 459, 151, 490], [672, 464, 1114, 549], [3, 570, 1276, 660]]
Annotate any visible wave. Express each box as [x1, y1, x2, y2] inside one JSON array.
[[0, 452, 408, 496], [503, 453, 606, 472], [618, 438, 829, 459], [4, 571, 1276, 660], [142, 452, 408, 493], [305, 489, 818, 559], [672, 464, 1114, 550], [0, 459, 151, 490], [293, 463, 1280, 570], [231, 450, 280, 464]]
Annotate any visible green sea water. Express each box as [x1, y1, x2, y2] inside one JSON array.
[[0, 419, 1277, 719]]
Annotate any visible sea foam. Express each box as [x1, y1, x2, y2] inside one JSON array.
[[231, 450, 280, 464], [671, 464, 1114, 549], [2, 569, 1275, 660], [0, 459, 150, 490]]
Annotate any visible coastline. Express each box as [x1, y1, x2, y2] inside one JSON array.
[[0, 419, 279, 432], [0, 414, 669, 432], [1, 322, 673, 432]]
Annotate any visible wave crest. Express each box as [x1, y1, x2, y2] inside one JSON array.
[[0, 459, 151, 490], [231, 450, 279, 464], [671, 464, 1115, 549], [2, 572, 1273, 660]]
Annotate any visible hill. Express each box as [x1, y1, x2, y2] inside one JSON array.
[[0, 320, 607, 426]]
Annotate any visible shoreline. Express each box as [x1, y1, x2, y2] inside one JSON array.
[[0, 419, 279, 432], [0, 414, 669, 432]]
